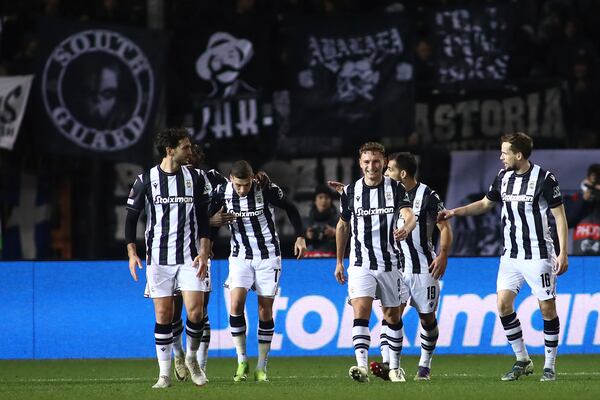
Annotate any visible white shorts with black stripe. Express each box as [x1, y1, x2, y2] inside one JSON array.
[[226, 256, 281, 297], [144, 259, 212, 298], [497, 256, 556, 301], [347, 266, 407, 307], [402, 270, 440, 314]]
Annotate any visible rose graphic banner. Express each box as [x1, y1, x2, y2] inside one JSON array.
[[33, 18, 167, 162], [287, 15, 415, 138]]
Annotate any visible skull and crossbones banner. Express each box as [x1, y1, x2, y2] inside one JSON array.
[[33, 18, 167, 162], [287, 15, 415, 138]]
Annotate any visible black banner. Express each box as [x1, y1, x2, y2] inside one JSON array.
[[415, 81, 567, 150], [180, 19, 275, 160], [428, 3, 512, 86], [34, 18, 167, 162], [287, 16, 415, 138]]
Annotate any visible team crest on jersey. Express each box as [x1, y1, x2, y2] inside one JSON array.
[[528, 181, 535, 190], [255, 191, 264, 204], [385, 192, 393, 202], [186, 180, 192, 188], [414, 199, 421, 209], [553, 186, 561, 198]]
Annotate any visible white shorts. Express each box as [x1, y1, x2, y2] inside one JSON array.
[[145, 260, 212, 298], [347, 266, 407, 307], [227, 256, 281, 297], [402, 271, 440, 314], [497, 257, 556, 301]]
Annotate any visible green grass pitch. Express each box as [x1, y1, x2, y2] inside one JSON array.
[[1, 355, 599, 400]]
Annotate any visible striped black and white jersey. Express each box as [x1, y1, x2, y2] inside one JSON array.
[[340, 177, 412, 271], [400, 182, 446, 274], [211, 181, 304, 260], [486, 163, 563, 260], [126, 165, 211, 265]]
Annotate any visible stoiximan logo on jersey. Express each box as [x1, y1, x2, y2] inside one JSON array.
[[42, 30, 154, 151]]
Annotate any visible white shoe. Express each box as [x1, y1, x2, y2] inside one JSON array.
[[174, 355, 188, 381], [389, 368, 406, 382], [185, 357, 207, 386], [152, 375, 171, 389], [349, 366, 369, 383]]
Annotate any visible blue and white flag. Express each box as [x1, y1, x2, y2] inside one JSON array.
[[3, 173, 51, 259]]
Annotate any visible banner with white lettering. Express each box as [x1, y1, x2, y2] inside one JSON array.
[[428, 3, 512, 85], [287, 15, 415, 138], [415, 81, 566, 151], [33, 18, 167, 162], [180, 19, 276, 161], [0, 75, 33, 150], [445, 150, 600, 256]]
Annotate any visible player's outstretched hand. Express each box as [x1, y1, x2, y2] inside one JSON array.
[[334, 263, 346, 285], [554, 253, 568, 276], [429, 255, 447, 279], [437, 209, 454, 223], [327, 180, 344, 194], [394, 227, 409, 241], [254, 171, 272, 189], [193, 256, 208, 279], [128, 254, 143, 281], [294, 237, 307, 259], [210, 206, 236, 226]]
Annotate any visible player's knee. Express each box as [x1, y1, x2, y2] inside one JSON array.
[[539, 299, 557, 319], [419, 312, 436, 325], [187, 307, 204, 323]]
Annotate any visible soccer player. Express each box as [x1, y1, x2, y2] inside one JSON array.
[[126, 128, 211, 389], [370, 152, 452, 381], [334, 142, 416, 383], [210, 160, 307, 382], [438, 132, 568, 382], [168, 145, 273, 382]]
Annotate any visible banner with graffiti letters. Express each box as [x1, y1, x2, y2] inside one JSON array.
[[416, 80, 567, 151], [34, 18, 167, 162], [287, 15, 415, 138], [179, 19, 276, 159], [0, 75, 33, 150], [428, 3, 512, 86]]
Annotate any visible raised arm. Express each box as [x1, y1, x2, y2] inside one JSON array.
[[438, 196, 496, 221]]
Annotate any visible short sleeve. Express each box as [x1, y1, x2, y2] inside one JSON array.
[[266, 183, 286, 202], [196, 171, 211, 205], [486, 172, 502, 202], [542, 172, 563, 208], [340, 186, 352, 221], [126, 176, 145, 211], [428, 190, 446, 215], [395, 183, 411, 210]]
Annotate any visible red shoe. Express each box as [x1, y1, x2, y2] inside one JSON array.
[[369, 361, 390, 381]]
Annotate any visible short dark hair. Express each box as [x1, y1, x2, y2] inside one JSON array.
[[230, 160, 253, 179], [501, 132, 533, 159], [588, 163, 600, 178], [155, 128, 190, 158], [189, 144, 205, 168], [359, 142, 385, 157], [389, 152, 417, 178]]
